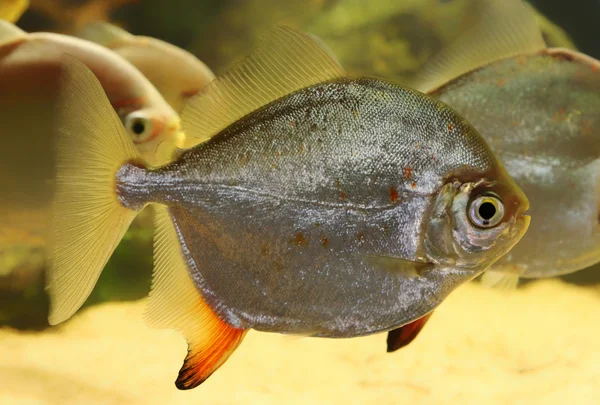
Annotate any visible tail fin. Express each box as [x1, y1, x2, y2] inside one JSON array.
[[46, 55, 143, 325]]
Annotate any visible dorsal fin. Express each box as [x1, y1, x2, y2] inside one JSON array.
[[76, 21, 133, 47], [0, 19, 26, 45], [181, 26, 346, 142], [0, 0, 29, 23], [414, 0, 547, 93]]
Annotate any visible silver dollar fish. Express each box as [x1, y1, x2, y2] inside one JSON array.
[[415, 0, 600, 288], [46, 27, 530, 389]]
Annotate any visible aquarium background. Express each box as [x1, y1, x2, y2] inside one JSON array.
[[3, 0, 599, 330], [1, 1, 600, 403]]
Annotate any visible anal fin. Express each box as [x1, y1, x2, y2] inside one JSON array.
[[386, 312, 433, 353], [145, 205, 247, 390]]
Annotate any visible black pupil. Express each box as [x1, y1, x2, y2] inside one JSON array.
[[132, 120, 145, 135], [478, 202, 497, 221]]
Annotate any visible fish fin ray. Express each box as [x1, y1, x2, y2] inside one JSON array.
[[76, 21, 133, 46], [0, 19, 26, 43], [46, 55, 142, 325], [181, 26, 345, 142], [365, 254, 432, 277], [0, 0, 28, 23], [414, 0, 546, 93], [387, 312, 433, 353], [480, 269, 520, 291], [145, 205, 247, 390]]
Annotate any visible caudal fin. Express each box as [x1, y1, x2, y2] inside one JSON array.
[[46, 55, 143, 325]]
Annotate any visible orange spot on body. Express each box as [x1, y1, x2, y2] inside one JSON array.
[[389, 186, 399, 202], [403, 167, 413, 180], [447, 123, 454, 131], [181, 89, 201, 99], [289, 120, 296, 128], [260, 244, 270, 257], [411, 182, 417, 189], [293, 232, 307, 246], [582, 119, 593, 136], [321, 236, 329, 247], [497, 78, 505, 87], [340, 191, 347, 200], [553, 108, 567, 123], [356, 232, 365, 245]]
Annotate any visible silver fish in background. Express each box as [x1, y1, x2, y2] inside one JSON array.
[[46, 27, 529, 388], [388, 0, 600, 349], [413, 0, 600, 288], [76, 21, 215, 115], [0, 20, 182, 164]]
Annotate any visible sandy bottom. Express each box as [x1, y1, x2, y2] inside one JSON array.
[[1, 280, 599, 405]]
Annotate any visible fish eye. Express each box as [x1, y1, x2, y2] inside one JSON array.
[[125, 114, 153, 143], [468, 193, 504, 228]]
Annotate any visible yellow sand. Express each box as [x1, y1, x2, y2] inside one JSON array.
[[1, 280, 599, 405]]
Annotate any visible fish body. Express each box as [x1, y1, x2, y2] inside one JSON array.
[[432, 48, 600, 279], [0, 21, 182, 162], [77, 22, 215, 114], [118, 76, 526, 336], [47, 27, 529, 388]]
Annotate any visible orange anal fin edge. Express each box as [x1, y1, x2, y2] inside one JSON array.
[[176, 318, 247, 390], [386, 312, 433, 353]]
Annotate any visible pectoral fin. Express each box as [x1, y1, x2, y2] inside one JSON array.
[[480, 269, 520, 291], [145, 205, 247, 390], [386, 312, 433, 353], [365, 254, 433, 277]]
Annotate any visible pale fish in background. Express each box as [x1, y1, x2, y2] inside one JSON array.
[[0, 20, 183, 164], [46, 27, 529, 388], [0, 19, 181, 285], [77, 21, 215, 115], [0, 0, 28, 22], [414, 0, 600, 288]]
